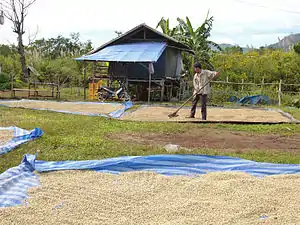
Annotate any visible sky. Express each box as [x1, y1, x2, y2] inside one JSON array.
[[0, 0, 300, 48]]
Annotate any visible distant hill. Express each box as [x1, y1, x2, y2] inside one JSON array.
[[218, 43, 235, 49], [217, 44, 254, 53], [268, 33, 300, 51], [212, 33, 300, 53]]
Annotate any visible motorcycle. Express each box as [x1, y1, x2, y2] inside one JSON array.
[[97, 81, 131, 102]]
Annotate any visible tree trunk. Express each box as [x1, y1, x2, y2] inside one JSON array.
[[189, 55, 195, 79], [18, 33, 28, 81]]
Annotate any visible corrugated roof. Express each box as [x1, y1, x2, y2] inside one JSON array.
[[75, 42, 167, 62], [88, 23, 194, 55]]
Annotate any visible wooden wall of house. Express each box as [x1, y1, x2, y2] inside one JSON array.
[[164, 48, 181, 79], [107, 47, 182, 81]]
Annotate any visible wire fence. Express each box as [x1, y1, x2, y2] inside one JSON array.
[[178, 78, 300, 106], [1, 78, 300, 107], [0, 86, 87, 102], [208, 79, 300, 106]]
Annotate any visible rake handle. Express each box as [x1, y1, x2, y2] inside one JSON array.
[[173, 77, 215, 115]]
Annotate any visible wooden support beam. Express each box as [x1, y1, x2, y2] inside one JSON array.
[[169, 85, 173, 101], [148, 69, 151, 105], [160, 79, 165, 102], [83, 62, 87, 100], [131, 38, 165, 42], [127, 79, 162, 83]]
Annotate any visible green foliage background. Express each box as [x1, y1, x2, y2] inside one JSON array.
[[1, 17, 300, 106]]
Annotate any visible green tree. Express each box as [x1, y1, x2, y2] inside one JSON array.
[[294, 42, 300, 54], [0, 54, 21, 77], [156, 17, 178, 37], [0, 72, 10, 90], [0, 44, 17, 57], [224, 46, 243, 54], [4, 0, 37, 80], [176, 13, 220, 70], [28, 33, 93, 59]]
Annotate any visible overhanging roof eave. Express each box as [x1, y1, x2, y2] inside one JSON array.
[[87, 23, 192, 55]]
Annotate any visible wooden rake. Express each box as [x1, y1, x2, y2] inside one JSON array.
[[168, 77, 215, 118]]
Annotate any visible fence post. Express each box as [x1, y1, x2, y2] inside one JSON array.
[[241, 79, 244, 91], [77, 76, 80, 97], [10, 72, 14, 98], [278, 79, 282, 106], [261, 77, 264, 94], [226, 76, 229, 83]]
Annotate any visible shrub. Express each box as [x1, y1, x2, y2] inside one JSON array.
[[0, 72, 11, 91]]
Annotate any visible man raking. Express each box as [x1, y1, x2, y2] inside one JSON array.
[[168, 62, 219, 119], [187, 62, 219, 120]]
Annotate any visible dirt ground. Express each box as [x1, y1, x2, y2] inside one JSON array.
[[0, 100, 124, 115], [1, 171, 299, 225], [121, 106, 292, 123], [108, 128, 300, 152]]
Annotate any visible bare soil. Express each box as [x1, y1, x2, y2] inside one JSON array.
[[1, 171, 299, 225], [121, 106, 292, 123], [0, 100, 124, 115], [108, 128, 300, 152], [0, 130, 14, 146]]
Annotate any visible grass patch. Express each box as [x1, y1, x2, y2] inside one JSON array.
[[0, 106, 299, 173], [283, 107, 300, 120]]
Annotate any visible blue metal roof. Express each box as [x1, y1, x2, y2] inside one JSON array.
[[75, 42, 167, 63]]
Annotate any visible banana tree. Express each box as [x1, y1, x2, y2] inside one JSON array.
[[156, 17, 179, 37], [176, 12, 220, 73]]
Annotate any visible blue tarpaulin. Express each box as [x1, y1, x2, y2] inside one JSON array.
[[33, 154, 300, 176], [238, 95, 270, 105], [229, 95, 271, 105], [75, 42, 167, 62], [1, 154, 299, 207], [0, 155, 39, 207], [0, 99, 133, 118], [0, 127, 43, 155]]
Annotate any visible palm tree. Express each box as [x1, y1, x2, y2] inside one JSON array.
[[176, 12, 220, 70], [156, 17, 178, 37]]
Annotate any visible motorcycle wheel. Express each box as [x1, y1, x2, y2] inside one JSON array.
[[98, 91, 110, 102], [120, 92, 131, 101]]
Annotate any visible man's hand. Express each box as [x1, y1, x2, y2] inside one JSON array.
[[211, 71, 220, 80]]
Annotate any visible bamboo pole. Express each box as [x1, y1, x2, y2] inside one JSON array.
[[10, 72, 14, 98], [241, 78, 244, 91], [261, 77, 264, 94], [211, 81, 257, 85], [278, 79, 282, 106]]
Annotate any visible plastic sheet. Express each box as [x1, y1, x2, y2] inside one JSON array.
[[1, 154, 299, 208], [0, 127, 43, 155], [0, 99, 133, 118], [75, 42, 167, 62]]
